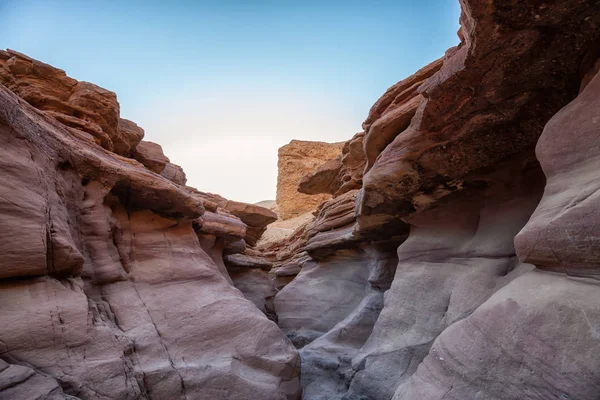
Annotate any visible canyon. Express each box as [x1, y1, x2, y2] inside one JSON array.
[[1, 1, 600, 400]]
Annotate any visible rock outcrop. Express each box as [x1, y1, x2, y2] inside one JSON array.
[[356, 0, 600, 236], [3, 0, 600, 399], [268, 1, 600, 400], [0, 49, 144, 156], [298, 132, 366, 197], [0, 359, 69, 400], [362, 58, 442, 172], [161, 162, 188, 185], [0, 51, 299, 399], [132, 140, 170, 174], [276, 140, 344, 220]]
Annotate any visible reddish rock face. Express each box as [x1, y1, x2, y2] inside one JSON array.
[[3, 0, 600, 398], [298, 132, 367, 197], [223, 200, 278, 246], [269, 1, 600, 400], [357, 0, 600, 236], [132, 140, 170, 174], [276, 140, 344, 219], [161, 161, 188, 185], [116, 117, 145, 155], [362, 59, 442, 171], [0, 61, 300, 399], [0, 359, 69, 399], [0, 49, 143, 155]]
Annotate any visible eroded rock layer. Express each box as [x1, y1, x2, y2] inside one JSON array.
[[0, 54, 300, 399], [276, 140, 344, 220], [268, 1, 600, 399], [3, 0, 600, 398], [357, 0, 600, 237]]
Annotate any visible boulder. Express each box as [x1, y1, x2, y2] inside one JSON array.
[[116, 117, 145, 155], [224, 200, 278, 246], [161, 161, 188, 185], [132, 140, 170, 174]]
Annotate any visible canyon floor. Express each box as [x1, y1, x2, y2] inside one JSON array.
[[1, 1, 600, 399]]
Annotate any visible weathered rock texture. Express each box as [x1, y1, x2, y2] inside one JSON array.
[[298, 132, 366, 197], [4, 0, 600, 398], [269, 1, 600, 399], [161, 162, 187, 185], [357, 0, 600, 236], [362, 59, 442, 172], [0, 49, 144, 156], [0, 52, 299, 399], [132, 140, 169, 174], [515, 58, 600, 275], [276, 140, 344, 220]]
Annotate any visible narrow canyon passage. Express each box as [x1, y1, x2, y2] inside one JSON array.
[[1, 1, 600, 399]]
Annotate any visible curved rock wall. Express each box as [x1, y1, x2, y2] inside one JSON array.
[[0, 57, 300, 399], [2, 0, 600, 399], [269, 1, 600, 399], [357, 0, 600, 235]]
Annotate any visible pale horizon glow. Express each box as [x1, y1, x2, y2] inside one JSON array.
[[0, 0, 461, 203]]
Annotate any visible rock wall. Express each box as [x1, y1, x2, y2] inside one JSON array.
[[270, 1, 600, 399], [276, 140, 344, 220], [298, 132, 366, 198], [2, 0, 600, 399], [0, 51, 299, 399]]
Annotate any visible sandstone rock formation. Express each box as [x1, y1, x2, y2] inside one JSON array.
[[0, 359, 69, 400], [0, 51, 299, 399], [357, 0, 600, 236], [0, 49, 144, 156], [362, 59, 442, 172], [276, 140, 344, 220], [161, 162, 187, 185], [132, 140, 170, 173], [267, 1, 600, 399], [3, 0, 600, 398], [223, 200, 278, 246], [298, 132, 366, 197]]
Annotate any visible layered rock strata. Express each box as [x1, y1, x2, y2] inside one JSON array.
[[3, 0, 600, 398], [357, 0, 600, 235], [270, 1, 600, 399], [0, 52, 300, 400]]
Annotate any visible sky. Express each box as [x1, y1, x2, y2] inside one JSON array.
[[0, 0, 461, 203]]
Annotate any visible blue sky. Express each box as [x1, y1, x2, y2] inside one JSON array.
[[1, 0, 460, 203]]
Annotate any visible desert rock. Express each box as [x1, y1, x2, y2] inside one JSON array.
[[0, 49, 142, 156], [276, 140, 344, 219], [269, 1, 600, 399], [298, 132, 366, 197], [3, 1, 600, 399], [0, 62, 300, 399], [132, 140, 170, 174]]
